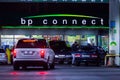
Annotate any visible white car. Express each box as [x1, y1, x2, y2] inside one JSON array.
[[0, 48, 7, 64], [12, 38, 55, 70]]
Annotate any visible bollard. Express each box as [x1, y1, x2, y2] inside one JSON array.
[[105, 54, 119, 67], [6, 48, 11, 64], [107, 56, 115, 66]]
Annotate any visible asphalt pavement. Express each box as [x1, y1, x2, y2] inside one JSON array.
[[0, 64, 120, 80]]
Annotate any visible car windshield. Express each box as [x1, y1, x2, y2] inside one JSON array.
[[16, 39, 47, 48], [49, 41, 67, 49], [0, 49, 5, 53]]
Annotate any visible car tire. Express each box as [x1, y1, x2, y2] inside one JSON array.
[[96, 59, 101, 66], [75, 62, 80, 66], [59, 61, 64, 64], [50, 60, 55, 69], [44, 57, 50, 70], [67, 61, 72, 64], [10, 55, 13, 64], [13, 65, 19, 70], [4, 62, 8, 65], [44, 63, 50, 70], [96, 62, 100, 66], [85, 62, 88, 66], [22, 66, 27, 70]]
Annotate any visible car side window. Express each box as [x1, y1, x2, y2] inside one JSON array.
[[98, 47, 105, 54], [0, 49, 5, 53]]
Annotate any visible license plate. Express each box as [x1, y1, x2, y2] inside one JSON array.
[[58, 55, 65, 58], [82, 55, 90, 58], [24, 53, 34, 55]]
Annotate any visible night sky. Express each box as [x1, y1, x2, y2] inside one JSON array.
[[0, 3, 109, 26]]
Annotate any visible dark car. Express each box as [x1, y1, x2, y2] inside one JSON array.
[[95, 46, 107, 64], [38, 39, 48, 48], [49, 40, 72, 64], [72, 46, 107, 66]]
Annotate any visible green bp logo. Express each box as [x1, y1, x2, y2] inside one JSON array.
[[20, 14, 104, 26]]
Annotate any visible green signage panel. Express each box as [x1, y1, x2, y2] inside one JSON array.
[[2, 26, 109, 29], [0, 0, 109, 3]]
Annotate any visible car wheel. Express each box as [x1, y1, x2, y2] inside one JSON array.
[[50, 60, 55, 69], [85, 62, 88, 66], [50, 63, 55, 69], [96, 62, 100, 66], [13, 65, 19, 70], [10, 55, 13, 64], [44, 63, 50, 70], [22, 66, 27, 70], [75, 62, 80, 66], [96, 59, 101, 66], [44, 57, 50, 70], [59, 61, 64, 64], [4, 62, 8, 65], [67, 61, 72, 64]]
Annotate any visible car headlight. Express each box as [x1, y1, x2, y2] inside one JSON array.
[[55, 55, 59, 58]]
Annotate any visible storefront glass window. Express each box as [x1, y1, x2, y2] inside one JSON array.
[[31, 35, 43, 38], [87, 35, 96, 46], [65, 35, 96, 46], [101, 36, 108, 51], [1, 35, 13, 38], [43, 35, 63, 41], [65, 35, 80, 46], [15, 35, 30, 38], [1, 39, 14, 49]]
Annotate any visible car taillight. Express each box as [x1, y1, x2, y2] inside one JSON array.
[[91, 54, 98, 58], [40, 50, 45, 58], [13, 50, 16, 58], [75, 54, 81, 57]]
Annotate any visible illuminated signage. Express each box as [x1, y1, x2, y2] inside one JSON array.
[[21, 14, 104, 26], [0, 3, 109, 29], [0, 0, 109, 3]]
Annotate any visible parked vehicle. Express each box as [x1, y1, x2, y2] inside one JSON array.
[[95, 46, 107, 64], [12, 38, 55, 70], [49, 40, 72, 64], [0, 48, 7, 64], [72, 46, 107, 66]]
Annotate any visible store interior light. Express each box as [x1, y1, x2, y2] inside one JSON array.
[[2, 26, 109, 29]]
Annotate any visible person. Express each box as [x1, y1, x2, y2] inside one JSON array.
[[71, 41, 79, 51], [6, 48, 11, 64], [71, 41, 80, 65]]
